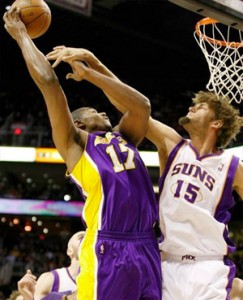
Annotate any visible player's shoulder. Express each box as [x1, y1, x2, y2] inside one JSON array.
[[230, 277, 243, 299], [37, 270, 55, 282], [233, 277, 243, 288]]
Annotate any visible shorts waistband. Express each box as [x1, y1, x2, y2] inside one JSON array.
[[161, 251, 224, 262], [86, 229, 156, 241]]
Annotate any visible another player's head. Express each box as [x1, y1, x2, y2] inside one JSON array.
[[179, 91, 242, 148], [67, 231, 85, 260], [8, 290, 23, 300], [71, 107, 112, 133]]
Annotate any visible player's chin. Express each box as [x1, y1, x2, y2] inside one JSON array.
[[178, 116, 190, 125], [106, 124, 112, 132], [104, 121, 112, 131]]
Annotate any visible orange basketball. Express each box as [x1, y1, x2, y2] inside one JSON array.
[[12, 0, 51, 39]]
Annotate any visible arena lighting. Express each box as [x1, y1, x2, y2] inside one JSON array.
[[24, 224, 32, 232], [0, 146, 36, 162], [0, 146, 242, 165], [0, 199, 84, 216], [14, 128, 22, 135], [0, 146, 160, 166]]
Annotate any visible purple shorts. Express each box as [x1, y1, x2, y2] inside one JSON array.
[[77, 230, 162, 300]]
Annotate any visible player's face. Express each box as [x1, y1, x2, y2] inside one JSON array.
[[179, 102, 215, 130], [69, 232, 84, 259], [83, 108, 112, 132]]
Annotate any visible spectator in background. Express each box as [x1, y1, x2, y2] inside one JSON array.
[[18, 231, 85, 300]]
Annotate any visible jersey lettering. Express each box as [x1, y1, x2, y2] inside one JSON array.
[[106, 143, 135, 173], [173, 180, 202, 203], [171, 163, 215, 191]]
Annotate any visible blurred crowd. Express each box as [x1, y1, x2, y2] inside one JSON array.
[[0, 218, 83, 299], [0, 88, 242, 149], [0, 219, 242, 300]]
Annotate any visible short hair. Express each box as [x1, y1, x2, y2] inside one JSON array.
[[68, 231, 86, 249], [8, 291, 23, 300], [192, 91, 243, 148], [71, 107, 92, 122]]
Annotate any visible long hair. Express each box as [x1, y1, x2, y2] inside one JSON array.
[[192, 91, 243, 148]]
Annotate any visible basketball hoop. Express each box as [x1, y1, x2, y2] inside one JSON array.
[[194, 17, 243, 104]]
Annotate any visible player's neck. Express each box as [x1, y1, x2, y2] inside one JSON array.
[[190, 134, 218, 156], [68, 260, 80, 278]]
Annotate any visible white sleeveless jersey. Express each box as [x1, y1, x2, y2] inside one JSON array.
[[159, 139, 239, 256], [51, 267, 77, 292]]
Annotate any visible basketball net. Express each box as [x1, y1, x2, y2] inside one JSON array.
[[194, 18, 243, 104]]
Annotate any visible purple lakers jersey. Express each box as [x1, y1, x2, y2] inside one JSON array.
[[69, 131, 158, 232]]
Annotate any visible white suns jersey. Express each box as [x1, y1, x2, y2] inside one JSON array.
[[159, 139, 239, 256], [51, 267, 77, 293]]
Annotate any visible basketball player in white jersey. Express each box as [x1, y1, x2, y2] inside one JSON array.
[[45, 47, 243, 299], [112, 89, 243, 299], [18, 231, 84, 300]]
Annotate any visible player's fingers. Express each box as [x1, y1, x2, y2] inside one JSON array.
[[26, 269, 36, 279], [10, 6, 18, 18], [53, 45, 66, 50], [3, 12, 8, 22], [66, 73, 74, 80], [51, 58, 62, 68], [46, 51, 59, 59], [3, 7, 12, 21]]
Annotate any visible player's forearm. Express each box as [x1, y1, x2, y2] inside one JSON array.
[[84, 68, 151, 117], [85, 55, 125, 112], [16, 33, 58, 88], [88, 56, 118, 80]]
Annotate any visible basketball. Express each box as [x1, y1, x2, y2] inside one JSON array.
[[12, 0, 51, 39]]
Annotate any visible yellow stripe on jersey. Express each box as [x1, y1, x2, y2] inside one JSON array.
[[70, 152, 104, 299], [70, 151, 104, 229]]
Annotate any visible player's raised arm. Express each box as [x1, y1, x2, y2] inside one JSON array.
[[17, 270, 36, 300], [46, 46, 118, 80], [62, 59, 151, 146], [3, 7, 85, 171]]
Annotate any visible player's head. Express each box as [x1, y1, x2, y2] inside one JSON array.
[[179, 91, 242, 148], [71, 107, 112, 133], [8, 291, 24, 300], [67, 231, 85, 260]]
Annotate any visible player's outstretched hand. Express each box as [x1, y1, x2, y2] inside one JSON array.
[[17, 269, 37, 300], [3, 6, 27, 40], [65, 60, 88, 82], [46, 46, 95, 68]]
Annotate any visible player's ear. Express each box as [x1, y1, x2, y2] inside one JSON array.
[[74, 120, 86, 130], [67, 247, 73, 257], [212, 119, 223, 129]]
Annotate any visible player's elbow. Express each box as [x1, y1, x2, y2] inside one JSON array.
[[141, 96, 151, 118], [37, 72, 59, 88]]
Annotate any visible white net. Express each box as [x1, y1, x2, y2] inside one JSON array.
[[194, 19, 243, 104]]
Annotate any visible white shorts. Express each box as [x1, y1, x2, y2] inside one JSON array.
[[161, 253, 235, 300]]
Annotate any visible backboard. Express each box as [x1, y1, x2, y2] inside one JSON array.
[[168, 0, 243, 30]]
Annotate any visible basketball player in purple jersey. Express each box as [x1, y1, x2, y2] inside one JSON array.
[[3, 7, 162, 300], [46, 47, 243, 299]]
